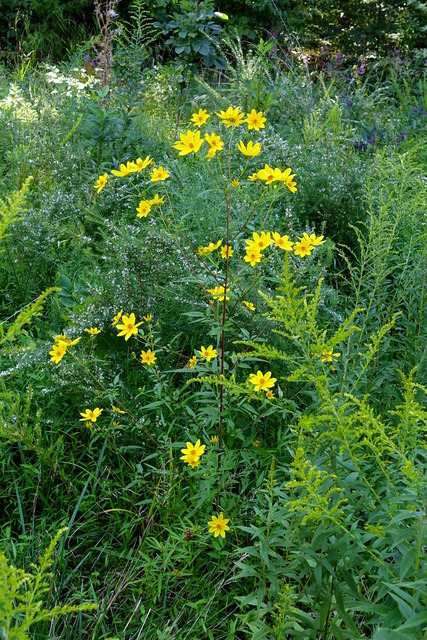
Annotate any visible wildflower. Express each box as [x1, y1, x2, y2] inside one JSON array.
[[207, 285, 229, 301], [49, 340, 67, 364], [199, 345, 218, 361], [189, 355, 198, 369], [134, 155, 151, 171], [66, 337, 81, 346], [244, 246, 262, 267], [210, 435, 219, 444], [253, 439, 260, 447], [112, 309, 123, 326], [266, 390, 275, 400], [237, 140, 261, 157], [303, 232, 325, 246], [173, 130, 204, 155], [191, 108, 210, 127], [149, 194, 165, 206], [180, 439, 206, 468], [85, 327, 101, 336], [150, 166, 170, 182], [111, 161, 138, 177], [208, 513, 230, 538], [111, 404, 126, 414], [94, 174, 108, 193], [116, 313, 143, 341], [216, 106, 245, 128], [205, 132, 223, 159], [54, 333, 67, 342], [79, 407, 103, 422], [272, 232, 293, 251], [280, 168, 297, 193], [231, 179, 239, 188], [294, 237, 313, 257], [243, 300, 255, 311], [249, 370, 277, 392], [221, 245, 234, 259], [141, 349, 157, 366], [321, 349, 341, 363], [199, 239, 223, 256], [246, 231, 271, 251], [85, 421, 92, 429], [112, 420, 121, 427], [257, 164, 283, 184], [248, 172, 259, 181], [136, 200, 151, 218], [246, 109, 266, 131], [143, 314, 152, 323]]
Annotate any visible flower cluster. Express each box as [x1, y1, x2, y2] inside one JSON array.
[[180, 439, 206, 468], [243, 230, 325, 266]]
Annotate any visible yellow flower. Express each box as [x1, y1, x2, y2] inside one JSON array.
[[180, 439, 206, 468], [246, 109, 266, 131], [49, 340, 67, 364], [280, 168, 297, 193], [266, 389, 275, 400], [94, 173, 108, 193], [172, 130, 204, 155], [216, 106, 245, 128], [134, 155, 152, 171], [191, 108, 210, 127], [111, 161, 138, 177], [257, 164, 283, 184], [221, 245, 234, 259], [205, 132, 223, 159], [243, 300, 255, 311], [253, 439, 261, 447], [66, 336, 81, 346], [141, 349, 157, 366], [207, 285, 229, 301], [199, 345, 218, 361], [246, 231, 271, 251], [112, 420, 121, 427], [249, 370, 277, 392], [199, 239, 223, 256], [116, 313, 143, 341], [231, 179, 239, 188], [143, 314, 152, 323], [210, 435, 219, 444], [294, 237, 313, 257], [150, 166, 170, 182], [112, 309, 123, 326], [85, 421, 93, 429], [237, 140, 261, 157], [244, 246, 262, 267], [208, 513, 230, 538], [136, 200, 152, 218], [85, 327, 101, 336], [189, 355, 198, 369], [79, 407, 103, 422], [149, 194, 165, 206], [303, 232, 326, 246], [321, 349, 340, 363], [272, 232, 293, 251], [111, 404, 126, 414], [248, 172, 259, 181], [54, 333, 67, 342]]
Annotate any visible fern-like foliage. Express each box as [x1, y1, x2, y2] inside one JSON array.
[[0, 528, 97, 639]]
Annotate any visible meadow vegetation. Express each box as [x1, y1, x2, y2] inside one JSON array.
[[0, 2, 426, 638]]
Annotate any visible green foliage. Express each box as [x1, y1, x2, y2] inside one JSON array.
[[153, 0, 226, 69], [0, 528, 97, 639]]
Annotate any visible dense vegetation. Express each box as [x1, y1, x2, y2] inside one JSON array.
[[1, 1, 426, 639]]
